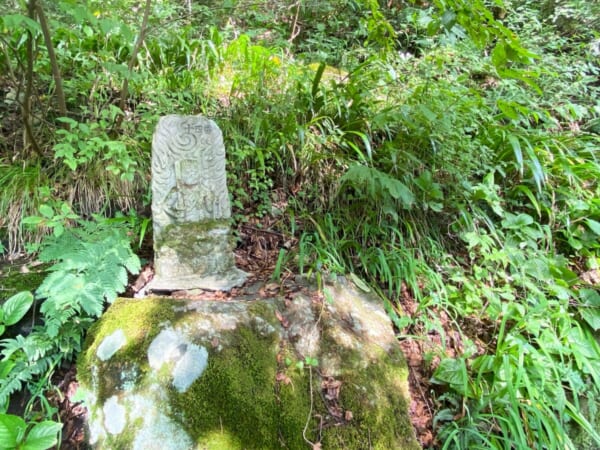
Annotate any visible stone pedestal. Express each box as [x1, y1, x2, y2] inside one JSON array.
[[149, 115, 247, 292]]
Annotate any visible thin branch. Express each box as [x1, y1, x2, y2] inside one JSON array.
[[23, 0, 42, 158], [36, 0, 67, 117], [288, 1, 302, 44], [115, 0, 152, 130], [0, 41, 16, 82]]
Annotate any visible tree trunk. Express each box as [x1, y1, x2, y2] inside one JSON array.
[[23, 0, 42, 157]]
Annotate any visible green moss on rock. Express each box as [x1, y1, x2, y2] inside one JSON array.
[[169, 321, 309, 449], [170, 327, 277, 449], [320, 347, 416, 449], [77, 297, 182, 392], [156, 220, 235, 269]]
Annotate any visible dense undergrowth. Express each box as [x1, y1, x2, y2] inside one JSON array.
[[1, 0, 600, 448]]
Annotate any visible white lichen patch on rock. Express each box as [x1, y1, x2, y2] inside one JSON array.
[[284, 294, 319, 357], [147, 327, 186, 369], [327, 280, 397, 353], [172, 344, 208, 392], [88, 414, 104, 445], [120, 366, 139, 392], [103, 395, 126, 435], [148, 327, 208, 392], [96, 329, 126, 361]]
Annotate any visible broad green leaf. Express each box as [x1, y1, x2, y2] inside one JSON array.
[[579, 289, 600, 331], [384, 177, 414, 206], [0, 359, 15, 378], [38, 205, 54, 219], [585, 219, 600, 236], [21, 216, 44, 226], [497, 99, 519, 120], [0, 413, 26, 447], [60, 203, 72, 215], [2, 291, 33, 326], [99, 18, 119, 35], [491, 41, 507, 68], [1, 14, 40, 33], [501, 213, 533, 229], [21, 421, 62, 450], [432, 358, 468, 395], [418, 105, 437, 122], [52, 223, 64, 237]]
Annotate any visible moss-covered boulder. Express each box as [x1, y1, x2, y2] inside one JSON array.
[[77, 278, 420, 449]]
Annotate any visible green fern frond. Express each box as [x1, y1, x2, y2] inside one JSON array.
[[0, 216, 141, 414], [37, 231, 80, 263], [123, 253, 142, 274], [0, 372, 27, 408], [79, 283, 106, 317], [341, 164, 415, 209]]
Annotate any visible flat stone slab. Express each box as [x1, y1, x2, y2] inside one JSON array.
[[148, 267, 248, 292]]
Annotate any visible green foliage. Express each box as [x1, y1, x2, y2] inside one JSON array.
[[35, 218, 141, 335], [433, 216, 600, 448], [0, 292, 34, 337], [0, 216, 140, 421], [53, 113, 138, 181], [21, 193, 79, 239], [0, 413, 61, 450]]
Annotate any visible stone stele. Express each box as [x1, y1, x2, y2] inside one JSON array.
[[149, 115, 247, 291]]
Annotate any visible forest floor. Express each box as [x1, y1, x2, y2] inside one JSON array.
[[42, 214, 450, 449]]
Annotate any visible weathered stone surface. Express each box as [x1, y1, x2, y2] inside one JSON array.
[[77, 279, 420, 450], [150, 115, 246, 291]]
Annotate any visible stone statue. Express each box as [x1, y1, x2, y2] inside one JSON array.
[[149, 115, 247, 291]]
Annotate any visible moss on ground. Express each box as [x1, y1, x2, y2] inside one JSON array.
[[0, 263, 47, 302], [319, 346, 418, 449]]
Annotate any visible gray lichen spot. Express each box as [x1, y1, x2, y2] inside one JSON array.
[[103, 396, 126, 435], [149, 115, 247, 291], [120, 366, 139, 392], [96, 329, 126, 361], [172, 344, 208, 392]]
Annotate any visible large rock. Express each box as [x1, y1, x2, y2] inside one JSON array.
[[77, 279, 420, 449]]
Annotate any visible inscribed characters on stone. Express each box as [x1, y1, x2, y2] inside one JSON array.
[[150, 115, 247, 291]]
